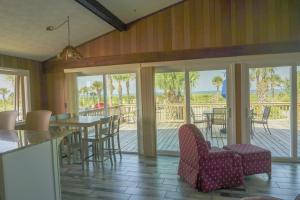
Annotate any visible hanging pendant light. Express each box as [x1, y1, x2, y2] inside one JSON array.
[[46, 16, 82, 61]]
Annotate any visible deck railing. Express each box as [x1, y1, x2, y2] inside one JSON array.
[[79, 102, 294, 123]]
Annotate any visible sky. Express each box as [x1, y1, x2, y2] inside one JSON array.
[[0, 74, 14, 91]]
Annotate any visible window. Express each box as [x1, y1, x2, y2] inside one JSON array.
[[0, 68, 30, 121]]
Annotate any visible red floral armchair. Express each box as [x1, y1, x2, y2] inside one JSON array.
[[178, 124, 244, 192]]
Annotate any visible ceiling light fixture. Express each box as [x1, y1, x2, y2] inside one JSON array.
[[46, 16, 82, 61]]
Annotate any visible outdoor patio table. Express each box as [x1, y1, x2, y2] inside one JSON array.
[[50, 115, 106, 169]]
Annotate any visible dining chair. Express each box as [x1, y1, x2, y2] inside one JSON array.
[[25, 110, 52, 131], [105, 115, 122, 161], [85, 116, 113, 167], [0, 111, 18, 130], [56, 113, 82, 164]]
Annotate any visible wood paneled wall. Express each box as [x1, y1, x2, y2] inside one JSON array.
[[68, 0, 300, 58], [0, 54, 42, 110], [44, 0, 300, 114]]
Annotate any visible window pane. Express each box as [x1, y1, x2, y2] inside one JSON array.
[[249, 66, 291, 158], [106, 73, 138, 153], [190, 70, 227, 148], [155, 72, 185, 152], [0, 74, 15, 112], [77, 75, 104, 112]]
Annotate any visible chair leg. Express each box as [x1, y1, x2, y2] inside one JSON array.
[[99, 141, 104, 169], [111, 136, 116, 162], [107, 139, 113, 166], [117, 133, 122, 159], [266, 123, 272, 135], [262, 123, 268, 133]]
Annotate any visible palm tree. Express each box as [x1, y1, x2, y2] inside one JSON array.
[[250, 68, 274, 102], [107, 75, 115, 107], [91, 81, 103, 105], [122, 74, 134, 104], [79, 86, 90, 106], [0, 88, 10, 110], [112, 74, 128, 105], [269, 74, 282, 100], [212, 76, 223, 102], [155, 72, 199, 103]]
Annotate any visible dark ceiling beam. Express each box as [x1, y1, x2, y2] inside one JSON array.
[[74, 0, 127, 31]]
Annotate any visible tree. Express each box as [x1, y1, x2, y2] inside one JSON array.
[[107, 75, 115, 107], [91, 81, 103, 105], [250, 68, 275, 102], [212, 76, 223, 102], [0, 88, 10, 110], [112, 74, 128, 105], [269, 74, 283, 100], [155, 72, 199, 103], [79, 86, 90, 106], [123, 74, 134, 104]]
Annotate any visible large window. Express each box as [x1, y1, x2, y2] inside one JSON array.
[[0, 68, 30, 121]]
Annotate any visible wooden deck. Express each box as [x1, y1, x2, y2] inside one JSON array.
[[118, 121, 300, 157]]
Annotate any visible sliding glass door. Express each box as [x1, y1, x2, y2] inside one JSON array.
[[77, 72, 138, 153], [248, 66, 291, 158], [155, 67, 232, 154], [105, 73, 137, 153], [155, 72, 185, 153], [189, 69, 228, 148]]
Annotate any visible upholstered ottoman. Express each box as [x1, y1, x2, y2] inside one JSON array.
[[223, 144, 271, 178]]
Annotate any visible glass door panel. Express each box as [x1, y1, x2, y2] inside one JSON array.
[[155, 72, 185, 152], [297, 66, 300, 158], [106, 73, 137, 153], [249, 66, 291, 158], [189, 70, 227, 148], [77, 75, 104, 114]]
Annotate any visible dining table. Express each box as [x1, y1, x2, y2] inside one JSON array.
[[50, 115, 106, 169]]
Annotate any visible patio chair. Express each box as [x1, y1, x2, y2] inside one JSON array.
[[178, 124, 244, 192], [211, 108, 226, 136], [190, 108, 208, 132], [251, 106, 271, 135]]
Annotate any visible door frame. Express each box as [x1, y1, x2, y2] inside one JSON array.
[[241, 64, 298, 162], [76, 70, 140, 153], [155, 64, 236, 155]]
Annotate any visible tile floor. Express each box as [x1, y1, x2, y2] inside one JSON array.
[[61, 154, 300, 200]]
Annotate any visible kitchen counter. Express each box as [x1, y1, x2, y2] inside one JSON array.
[[0, 129, 68, 200], [0, 129, 68, 155]]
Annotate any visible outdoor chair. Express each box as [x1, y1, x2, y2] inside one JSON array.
[[178, 124, 244, 192], [211, 108, 226, 136], [251, 106, 271, 135], [190, 108, 208, 133]]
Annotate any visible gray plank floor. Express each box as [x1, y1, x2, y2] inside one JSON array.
[[119, 121, 300, 157], [61, 154, 300, 200]]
